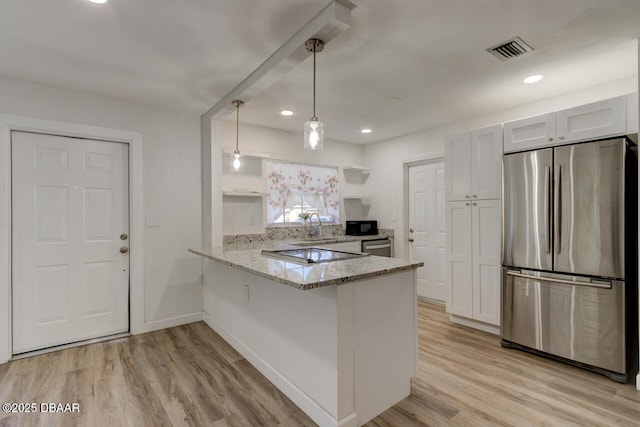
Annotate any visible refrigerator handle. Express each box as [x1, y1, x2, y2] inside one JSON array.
[[544, 166, 551, 253], [554, 165, 561, 254]]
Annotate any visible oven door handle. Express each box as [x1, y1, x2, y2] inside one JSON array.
[[506, 270, 611, 289], [363, 244, 391, 250]]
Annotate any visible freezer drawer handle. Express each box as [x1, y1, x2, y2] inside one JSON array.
[[506, 271, 612, 289]]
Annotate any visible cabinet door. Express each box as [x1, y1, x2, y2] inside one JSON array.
[[503, 113, 556, 153], [446, 201, 472, 318], [556, 96, 626, 143], [471, 200, 501, 326], [471, 125, 502, 200], [445, 132, 471, 201]]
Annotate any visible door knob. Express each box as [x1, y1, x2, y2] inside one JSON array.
[[120, 247, 129, 254]]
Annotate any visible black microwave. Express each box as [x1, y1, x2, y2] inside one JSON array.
[[345, 220, 378, 236]]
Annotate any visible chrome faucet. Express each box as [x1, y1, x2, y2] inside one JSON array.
[[308, 212, 323, 237]]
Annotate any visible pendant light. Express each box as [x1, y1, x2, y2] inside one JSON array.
[[231, 99, 244, 171], [304, 38, 325, 150]]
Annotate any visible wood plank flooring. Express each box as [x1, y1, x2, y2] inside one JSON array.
[[1, 299, 639, 426], [365, 299, 640, 426], [0, 322, 315, 427]]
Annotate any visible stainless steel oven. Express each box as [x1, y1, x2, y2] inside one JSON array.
[[361, 238, 391, 257]]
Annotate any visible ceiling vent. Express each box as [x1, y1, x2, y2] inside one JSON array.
[[487, 36, 534, 61]]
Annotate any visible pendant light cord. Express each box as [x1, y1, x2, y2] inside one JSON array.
[[312, 41, 317, 121], [235, 102, 240, 152]]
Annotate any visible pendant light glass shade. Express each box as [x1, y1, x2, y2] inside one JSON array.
[[304, 119, 324, 150], [232, 149, 243, 171], [231, 100, 244, 172], [304, 39, 324, 150]]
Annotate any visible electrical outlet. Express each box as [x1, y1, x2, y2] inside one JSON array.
[[243, 284, 250, 301], [249, 216, 256, 226]]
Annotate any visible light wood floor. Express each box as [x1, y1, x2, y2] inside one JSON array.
[[1, 299, 639, 426], [366, 299, 640, 426]]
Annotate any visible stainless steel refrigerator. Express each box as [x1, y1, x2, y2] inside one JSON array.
[[501, 136, 637, 382]]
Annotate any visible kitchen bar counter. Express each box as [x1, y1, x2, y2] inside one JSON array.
[[189, 246, 422, 290], [193, 244, 421, 426]]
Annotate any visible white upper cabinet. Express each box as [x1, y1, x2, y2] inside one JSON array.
[[556, 96, 626, 143], [445, 125, 502, 201], [503, 113, 556, 153], [503, 95, 632, 153], [471, 125, 503, 200], [445, 132, 471, 201]]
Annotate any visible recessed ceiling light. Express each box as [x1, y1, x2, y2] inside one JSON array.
[[523, 74, 543, 84], [88, 0, 108, 3], [280, 110, 294, 117], [361, 128, 373, 134]]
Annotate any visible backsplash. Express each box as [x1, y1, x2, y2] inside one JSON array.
[[223, 226, 394, 250]]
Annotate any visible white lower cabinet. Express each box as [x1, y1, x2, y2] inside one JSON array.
[[446, 199, 501, 326]]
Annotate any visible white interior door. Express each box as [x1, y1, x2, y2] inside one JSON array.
[[11, 131, 129, 354], [408, 161, 447, 301]]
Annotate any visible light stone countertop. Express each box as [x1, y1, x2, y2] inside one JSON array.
[[189, 246, 423, 290]]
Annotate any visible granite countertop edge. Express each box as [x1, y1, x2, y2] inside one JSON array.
[[189, 247, 423, 291]]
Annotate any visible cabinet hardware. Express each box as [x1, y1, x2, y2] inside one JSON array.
[[548, 137, 554, 142], [120, 247, 129, 254], [120, 233, 128, 240]]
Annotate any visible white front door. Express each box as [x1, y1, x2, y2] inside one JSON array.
[[408, 161, 448, 301], [11, 131, 129, 354]]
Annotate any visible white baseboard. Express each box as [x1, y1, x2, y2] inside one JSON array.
[[450, 314, 500, 335], [140, 311, 204, 334], [203, 311, 349, 427]]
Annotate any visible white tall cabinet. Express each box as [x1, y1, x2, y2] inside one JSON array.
[[445, 125, 502, 331]]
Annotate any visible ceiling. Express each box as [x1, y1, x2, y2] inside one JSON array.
[[1, 0, 639, 144]]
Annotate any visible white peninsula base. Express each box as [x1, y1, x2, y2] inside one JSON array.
[[203, 260, 418, 427]]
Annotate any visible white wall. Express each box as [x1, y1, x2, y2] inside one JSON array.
[[218, 121, 365, 234], [0, 76, 202, 325], [364, 76, 638, 259]]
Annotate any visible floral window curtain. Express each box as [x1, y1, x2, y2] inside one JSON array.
[[266, 161, 339, 225]]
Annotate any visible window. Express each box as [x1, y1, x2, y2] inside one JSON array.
[[266, 161, 339, 225]]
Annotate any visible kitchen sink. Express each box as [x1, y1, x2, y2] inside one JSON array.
[[261, 248, 368, 264]]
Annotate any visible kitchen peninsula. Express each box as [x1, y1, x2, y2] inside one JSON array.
[[190, 245, 423, 427]]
